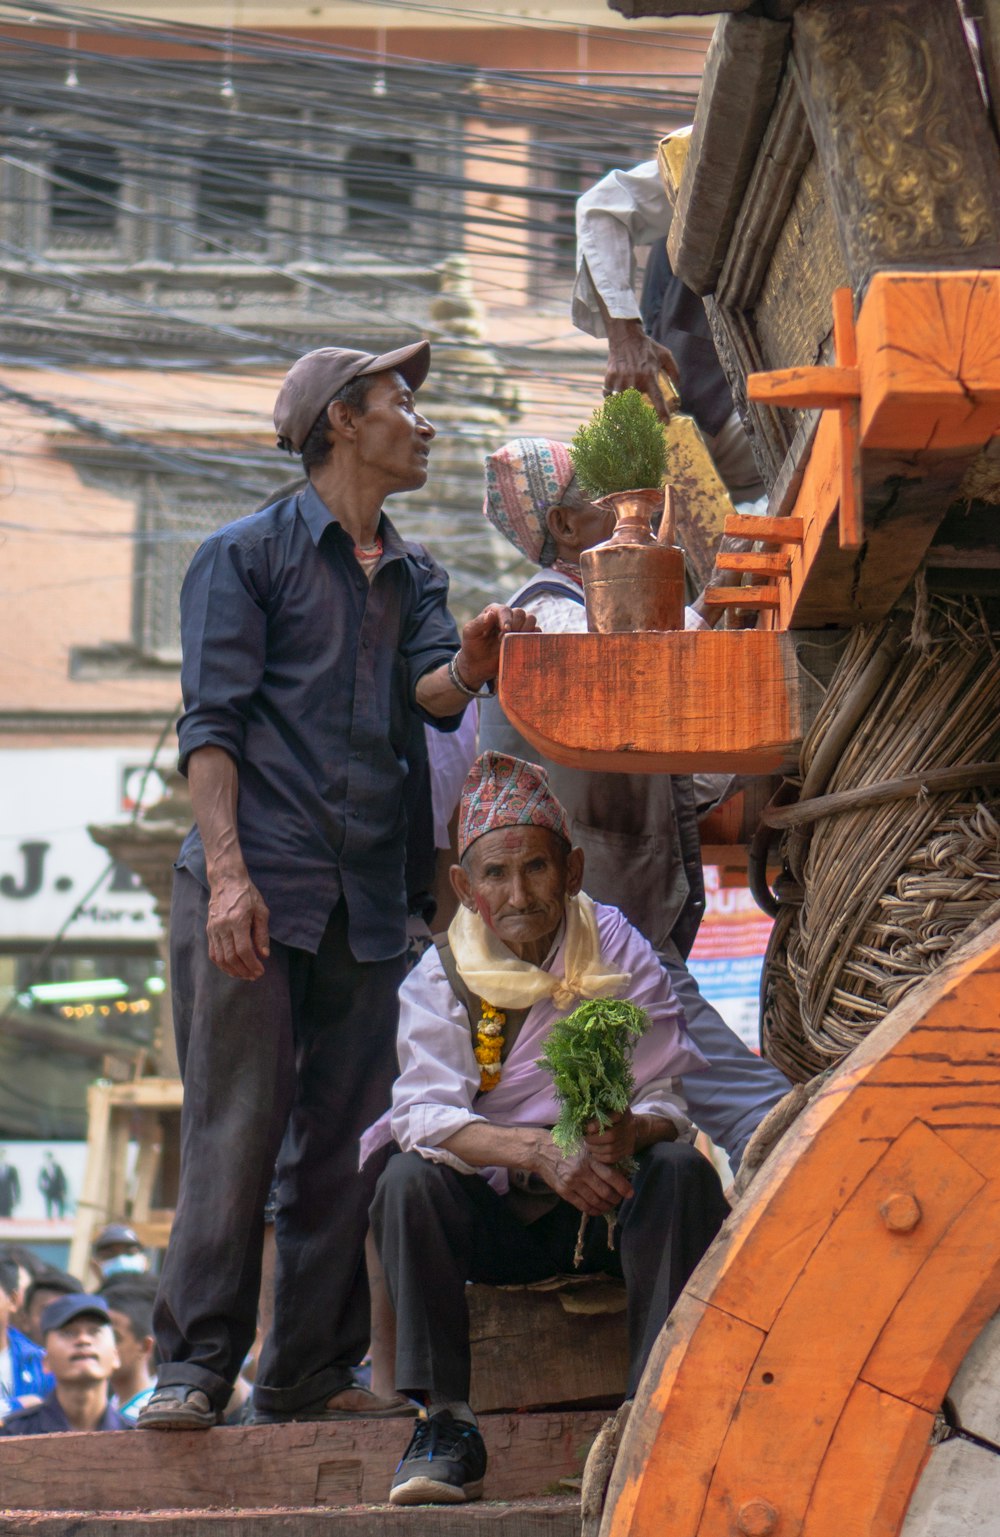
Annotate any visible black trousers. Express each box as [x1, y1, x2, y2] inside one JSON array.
[[154, 869, 405, 1413], [370, 1142, 729, 1402]]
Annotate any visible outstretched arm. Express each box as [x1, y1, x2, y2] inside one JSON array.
[[415, 603, 537, 719]]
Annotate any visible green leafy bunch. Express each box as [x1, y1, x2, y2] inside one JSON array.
[[538, 998, 651, 1157], [569, 388, 667, 500]]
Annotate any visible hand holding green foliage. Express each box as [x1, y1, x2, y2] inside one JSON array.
[[569, 388, 667, 500], [539, 997, 651, 1263], [538, 998, 651, 1157]]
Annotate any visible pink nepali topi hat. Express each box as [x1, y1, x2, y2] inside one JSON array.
[[458, 751, 572, 860]]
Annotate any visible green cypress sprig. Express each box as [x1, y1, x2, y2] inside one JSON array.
[[569, 389, 667, 500], [538, 997, 651, 1157]]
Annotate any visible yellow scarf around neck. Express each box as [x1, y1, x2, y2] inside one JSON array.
[[447, 891, 630, 1011]]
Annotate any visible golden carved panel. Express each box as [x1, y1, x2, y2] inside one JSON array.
[[796, 0, 1000, 284], [753, 151, 849, 375]]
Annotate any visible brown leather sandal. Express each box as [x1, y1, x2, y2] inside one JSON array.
[[136, 1383, 221, 1430]]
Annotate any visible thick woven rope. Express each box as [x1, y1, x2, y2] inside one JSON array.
[[761, 591, 1000, 1083]]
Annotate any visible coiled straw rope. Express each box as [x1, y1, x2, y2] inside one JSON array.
[[760, 590, 1000, 1084]]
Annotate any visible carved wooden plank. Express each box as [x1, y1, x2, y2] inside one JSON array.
[[667, 12, 790, 295], [0, 1413, 605, 1513], [704, 296, 792, 487], [794, 0, 1000, 293], [713, 70, 815, 316], [743, 149, 846, 382], [0, 1501, 584, 1537], [498, 630, 820, 776]]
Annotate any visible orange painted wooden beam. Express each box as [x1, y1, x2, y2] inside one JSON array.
[[713, 551, 791, 577], [749, 285, 863, 555], [723, 514, 804, 544], [601, 917, 1000, 1537], [497, 630, 817, 774], [833, 285, 862, 550], [701, 585, 781, 610], [759, 269, 1000, 629], [751, 273, 1000, 618], [857, 269, 1000, 451], [745, 363, 858, 409]]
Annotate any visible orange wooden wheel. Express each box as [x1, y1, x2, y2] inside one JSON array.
[[603, 918, 1000, 1537]]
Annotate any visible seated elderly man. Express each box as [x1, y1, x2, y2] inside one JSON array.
[[478, 437, 791, 1173], [367, 751, 729, 1507]]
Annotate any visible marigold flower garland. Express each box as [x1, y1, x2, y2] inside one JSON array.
[[476, 1001, 506, 1091]]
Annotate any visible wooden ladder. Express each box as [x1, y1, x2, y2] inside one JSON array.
[[67, 1076, 182, 1280], [701, 513, 803, 622]]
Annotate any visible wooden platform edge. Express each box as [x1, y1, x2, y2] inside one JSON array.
[[0, 1411, 606, 1514], [0, 1498, 583, 1537]]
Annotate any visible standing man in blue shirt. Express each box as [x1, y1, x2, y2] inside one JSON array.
[[139, 341, 535, 1431]]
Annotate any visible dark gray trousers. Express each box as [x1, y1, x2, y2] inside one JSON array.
[[154, 869, 405, 1413], [370, 1142, 729, 1402]]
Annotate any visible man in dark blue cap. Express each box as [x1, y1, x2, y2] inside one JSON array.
[[0, 1295, 131, 1435]]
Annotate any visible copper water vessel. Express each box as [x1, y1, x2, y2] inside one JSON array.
[[582, 486, 685, 634]]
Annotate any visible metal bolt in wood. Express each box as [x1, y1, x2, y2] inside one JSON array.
[[736, 1498, 779, 1535], [880, 1192, 922, 1233]]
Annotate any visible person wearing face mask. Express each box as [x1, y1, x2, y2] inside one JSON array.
[[90, 1224, 150, 1287]]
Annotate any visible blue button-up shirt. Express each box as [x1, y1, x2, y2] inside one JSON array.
[[0, 1326, 53, 1417], [175, 483, 462, 959], [0, 1389, 131, 1435]]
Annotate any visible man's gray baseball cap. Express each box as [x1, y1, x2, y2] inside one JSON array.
[[273, 340, 431, 453]]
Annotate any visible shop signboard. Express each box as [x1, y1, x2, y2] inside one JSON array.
[[686, 866, 774, 1052], [0, 748, 173, 942]]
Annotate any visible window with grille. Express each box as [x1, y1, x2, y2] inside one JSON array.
[[134, 486, 244, 661], [49, 137, 121, 249], [344, 143, 414, 239], [195, 138, 270, 253]]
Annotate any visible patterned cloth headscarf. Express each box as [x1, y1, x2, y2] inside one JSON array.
[[458, 751, 571, 860], [452, 751, 630, 1010], [482, 438, 575, 565]]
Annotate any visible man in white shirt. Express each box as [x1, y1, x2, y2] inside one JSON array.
[[366, 751, 729, 1507], [573, 158, 762, 502]]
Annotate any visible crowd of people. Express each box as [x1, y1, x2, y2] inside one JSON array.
[[0, 162, 791, 1505], [0, 1226, 157, 1435]]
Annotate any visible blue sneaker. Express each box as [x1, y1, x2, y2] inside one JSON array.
[[389, 1410, 487, 1505]]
